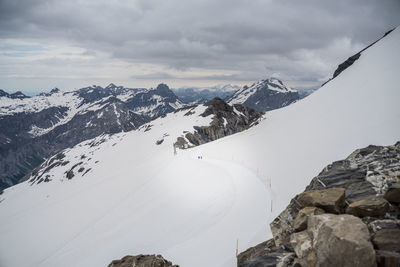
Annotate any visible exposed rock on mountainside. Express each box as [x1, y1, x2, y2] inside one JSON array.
[[174, 98, 262, 149], [0, 89, 30, 99], [108, 254, 178, 267], [322, 28, 395, 86], [0, 83, 182, 189], [238, 142, 400, 267], [227, 78, 299, 112]]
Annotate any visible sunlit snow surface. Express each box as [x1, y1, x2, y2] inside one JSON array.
[[1, 28, 400, 267]]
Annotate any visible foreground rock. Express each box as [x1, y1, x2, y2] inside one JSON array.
[[384, 182, 400, 203], [108, 254, 178, 267], [291, 214, 376, 267], [373, 229, 400, 253], [346, 197, 389, 217], [297, 187, 345, 213], [293, 207, 324, 231], [237, 239, 295, 267], [238, 142, 400, 267]]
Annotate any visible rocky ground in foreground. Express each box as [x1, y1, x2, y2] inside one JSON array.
[[239, 142, 400, 267]]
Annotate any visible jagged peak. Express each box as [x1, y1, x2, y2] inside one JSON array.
[[50, 88, 60, 94], [105, 83, 118, 89]]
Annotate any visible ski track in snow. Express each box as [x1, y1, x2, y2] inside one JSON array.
[[4, 147, 271, 267]]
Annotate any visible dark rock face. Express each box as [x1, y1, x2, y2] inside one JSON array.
[[239, 142, 400, 267], [373, 229, 400, 253], [322, 28, 395, 87], [384, 182, 400, 203], [108, 254, 178, 267], [227, 78, 299, 112], [174, 98, 262, 149], [376, 250, 400, 267], [0, 83, 182, 189], [237, 239, 295, 267], [125, 83, 182, 118]]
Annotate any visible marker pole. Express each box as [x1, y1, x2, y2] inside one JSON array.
[[236, 239, 239, 257]]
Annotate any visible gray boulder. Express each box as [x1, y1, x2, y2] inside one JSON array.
[[305, 214, 376, 267], [293, 207, 324, 232]]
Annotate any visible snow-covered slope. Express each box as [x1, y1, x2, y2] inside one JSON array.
[[1, 28, 400, 267], [227, 78, 299, 112], [0, 83, 183, 189]]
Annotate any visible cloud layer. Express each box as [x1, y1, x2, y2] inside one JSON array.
[[0, 0, 399, 93]]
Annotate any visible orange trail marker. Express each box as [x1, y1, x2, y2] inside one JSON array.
[[236, 239, 239, 257]]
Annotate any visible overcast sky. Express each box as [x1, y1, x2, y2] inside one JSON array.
[[0, 0, 399, 94]]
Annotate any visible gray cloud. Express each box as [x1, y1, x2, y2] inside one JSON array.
[[0, 0, 399, 93]]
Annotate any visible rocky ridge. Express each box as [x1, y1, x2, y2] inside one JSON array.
[[238, 142, 400, 267], [0, 89, 30, 99], [108, 254, 178, 267], [174, 98, 262, 149], [322, 28, 395, 87]]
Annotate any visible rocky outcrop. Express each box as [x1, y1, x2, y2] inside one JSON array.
[[174, 98, 262, 149], [322, 28, 395, 87], [293, 214, 376, 267], [237, 239, 295, 267], [238, 142, 400, 267], [108, 254, 178, 267]]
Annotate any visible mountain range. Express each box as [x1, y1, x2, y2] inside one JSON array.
[[0, 83, 182, 189], [0, 26, 398, 267], [227, 78, 300, 112], [0, 78, 302, 189]]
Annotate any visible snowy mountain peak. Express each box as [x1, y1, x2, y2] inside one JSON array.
[[106, 83, 117, 89], [227, 77, 299, 111], [252, 78, 295, 93]]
